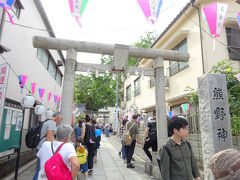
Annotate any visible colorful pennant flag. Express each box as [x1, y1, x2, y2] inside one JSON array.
[[181, 104, 190, 115], [237, 12, 240, 29], [202, 3, 228, 37], [202, 3, 228, 50], [38, 88, 45, 101], [54, 95, 58, 104], [128, 110, 133, 121], [236, 73, 240, 82], [68, 0, 88, 27], [137, 0, 163, 24], [28, 83, 36, 95], [168, 111, 174, 119], [47, 92, 52, 101], [137, 116, 140, 123], [0, 0, 16, 25], [18, 75, 27, 94]]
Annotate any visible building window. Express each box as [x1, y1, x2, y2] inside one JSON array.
[[169, 38, 188, 76], [36, 48, 63, 86], [134, 77, 141, 96], [226, 27, 240, 60], [37, 48, 49, 69], [11, 0, 23, 18], [48, 59, 56, 78], [126, 85, 131, 101], [56, 70, 62, 86]]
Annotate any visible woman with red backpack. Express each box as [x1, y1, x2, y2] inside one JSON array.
[[37, 124, 80, 180]]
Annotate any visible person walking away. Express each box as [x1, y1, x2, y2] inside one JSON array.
[[119, 119, 128, 163], [109, 123, 113, 133], [143, 117, 157, 162], [105, 124, 110, 137], [76, 137, 89, 180], [159, 116, 201, 180], [81, 114, 96, 175], [37, 124, 80, 180], [91, 119, 100, 163], [124, 115, 139, 168], [33, 112, 62, 180], [73, 120, 84, 149], [210, 148, 240, 180]]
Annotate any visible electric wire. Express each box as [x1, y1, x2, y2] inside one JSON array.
[[0, 18, 54, 32], [181, 7, 240, 57], [1, 2, 240, 107], [0, 54, 56, 109]]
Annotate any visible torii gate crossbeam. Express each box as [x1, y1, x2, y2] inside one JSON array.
[[33, 36, 190, 151]]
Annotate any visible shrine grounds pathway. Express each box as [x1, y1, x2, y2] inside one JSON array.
[[4, 135, 154, 180]]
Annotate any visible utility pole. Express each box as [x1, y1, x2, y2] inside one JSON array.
[[114, 74, 119, 134]]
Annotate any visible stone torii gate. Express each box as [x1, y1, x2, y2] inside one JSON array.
[[32, 36, 189, 149]]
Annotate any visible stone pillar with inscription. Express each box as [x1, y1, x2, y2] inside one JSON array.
[[198, 74, 233, 180]]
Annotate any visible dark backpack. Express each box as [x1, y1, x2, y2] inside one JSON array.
[[84, 124, 96, 150], [25, 119, 49, 149], [149, 123, 157, 140]]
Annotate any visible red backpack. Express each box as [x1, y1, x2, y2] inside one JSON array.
[[45, 142, 72, 180]]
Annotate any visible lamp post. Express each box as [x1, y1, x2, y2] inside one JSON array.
[[113, 74, 119, 134]]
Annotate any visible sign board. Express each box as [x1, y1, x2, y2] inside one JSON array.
[[0, 63, 9, 135], [198, 74, 233, 179], [0, 107, 23, 153]]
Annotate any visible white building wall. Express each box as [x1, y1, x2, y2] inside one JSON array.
[[200, 0, 240, 73], [0, 0, 63, 123], [123, 0, 240, 113]]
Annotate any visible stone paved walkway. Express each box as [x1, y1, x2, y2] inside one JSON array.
[[78, 135, 153, 180], [10, 135, 153, 180]]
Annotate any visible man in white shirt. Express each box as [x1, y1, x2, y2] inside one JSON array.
[[37, 124, 80, 179], [33, 112, 62, 180]]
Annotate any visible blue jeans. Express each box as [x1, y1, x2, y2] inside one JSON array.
[[121, 144, 126, 160], [33, 158, 40, 180]]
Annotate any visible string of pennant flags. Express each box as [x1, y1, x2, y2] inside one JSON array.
[[18, 75, 61, 105], [120, 102, 190, 127], [168, 103, 190, 119], [2, 0, 239, 31]]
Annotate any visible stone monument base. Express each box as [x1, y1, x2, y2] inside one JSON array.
[[144, 161, 161, 180]]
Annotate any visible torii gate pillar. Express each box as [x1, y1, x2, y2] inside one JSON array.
[[32, 36, 189, 133], [60, 49, 77, 124], [154, 56, 168, 150]]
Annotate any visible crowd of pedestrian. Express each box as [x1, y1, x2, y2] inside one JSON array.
[[32, 113, 101, 180], [30, 110, 240, 180]]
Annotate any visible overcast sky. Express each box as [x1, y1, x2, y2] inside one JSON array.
[[41, 0, 190, 64]]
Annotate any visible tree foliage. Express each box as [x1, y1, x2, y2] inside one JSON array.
[[101, 31, 158, 66], [185, 60, 240, 136], [74, 32, 158, 111], [74, 73, 120, 111]]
